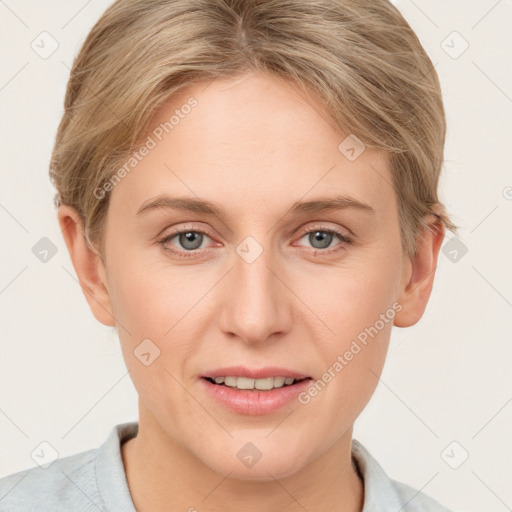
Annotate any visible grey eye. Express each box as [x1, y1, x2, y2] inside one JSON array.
[[178, 231, 204, 250], [307, 231, 334, 249]]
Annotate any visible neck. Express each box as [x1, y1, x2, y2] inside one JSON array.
[[121, 406, 364, 512]]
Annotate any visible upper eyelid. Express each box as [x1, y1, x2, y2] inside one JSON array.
[[296, 223, 349, 236]]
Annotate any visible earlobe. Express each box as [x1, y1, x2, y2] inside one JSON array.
[[394, 215, 445, 328], [57, 205, 116, 327]]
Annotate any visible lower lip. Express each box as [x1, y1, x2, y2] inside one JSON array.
[[199, 377, 313, 415]]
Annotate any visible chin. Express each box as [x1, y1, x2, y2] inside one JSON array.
[[212, 458, 306, 482], [197, 438, 312, 481]]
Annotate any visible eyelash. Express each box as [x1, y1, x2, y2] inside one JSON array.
[[158, 224, 353, 259]]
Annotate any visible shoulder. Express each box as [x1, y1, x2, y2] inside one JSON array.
[[0, 445, 103, 512], [0, 421, 138, 512]]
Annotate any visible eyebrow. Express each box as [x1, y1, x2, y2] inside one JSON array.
[[136, 194, 376, 218]]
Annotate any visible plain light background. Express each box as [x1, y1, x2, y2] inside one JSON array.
[[0, 1, 511, 510]]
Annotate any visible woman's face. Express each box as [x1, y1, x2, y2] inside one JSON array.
[[97, 71, 414, 479]]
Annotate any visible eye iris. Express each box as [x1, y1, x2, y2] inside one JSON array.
[[179, 231, 203, 250], [309, 231, 333, 249]]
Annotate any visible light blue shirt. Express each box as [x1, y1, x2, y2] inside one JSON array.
[[0, 421, 453, 511]]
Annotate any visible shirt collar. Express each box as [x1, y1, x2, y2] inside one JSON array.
[[95, 421, 138, 512], [351, 438, 405, 511]]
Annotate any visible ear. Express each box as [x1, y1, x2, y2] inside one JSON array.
[[394, 214, 445, 328], [58, 204, 116, 327]]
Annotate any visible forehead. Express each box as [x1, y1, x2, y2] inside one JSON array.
[[109, 72, 395, 222]]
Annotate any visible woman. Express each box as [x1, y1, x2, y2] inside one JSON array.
[[0, 0, 457, 510]]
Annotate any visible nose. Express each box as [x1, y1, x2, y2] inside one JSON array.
[[218, 241, 293, 345]]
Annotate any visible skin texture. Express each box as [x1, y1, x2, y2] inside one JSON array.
[[58, 71, 444, 512]]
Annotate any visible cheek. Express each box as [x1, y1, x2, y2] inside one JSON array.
[[294, 257, 399, 415], [107, 257, 209, 383], [107, 261, 201, 412], [295, 254, 400, 343], [107, 249, 189, 335]]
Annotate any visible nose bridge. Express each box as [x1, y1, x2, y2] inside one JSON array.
[[218, 236, 291, 344]]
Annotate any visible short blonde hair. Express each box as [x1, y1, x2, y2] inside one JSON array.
[[50, 0, 458, 260]]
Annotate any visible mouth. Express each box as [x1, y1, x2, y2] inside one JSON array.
[[199, 366, 314, 414], [202, 375, 312, 391], [200, 372, 314, 415]]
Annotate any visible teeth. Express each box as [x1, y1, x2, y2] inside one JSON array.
[[255, 377, 275, 390], [272, 377, 285, 388], [212, 376, 299, 390], [224, 376, 238, 387], [237, 377, 257, 389]]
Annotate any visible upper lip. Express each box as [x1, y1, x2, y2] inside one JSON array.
[[202, 366, 311, 380]]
